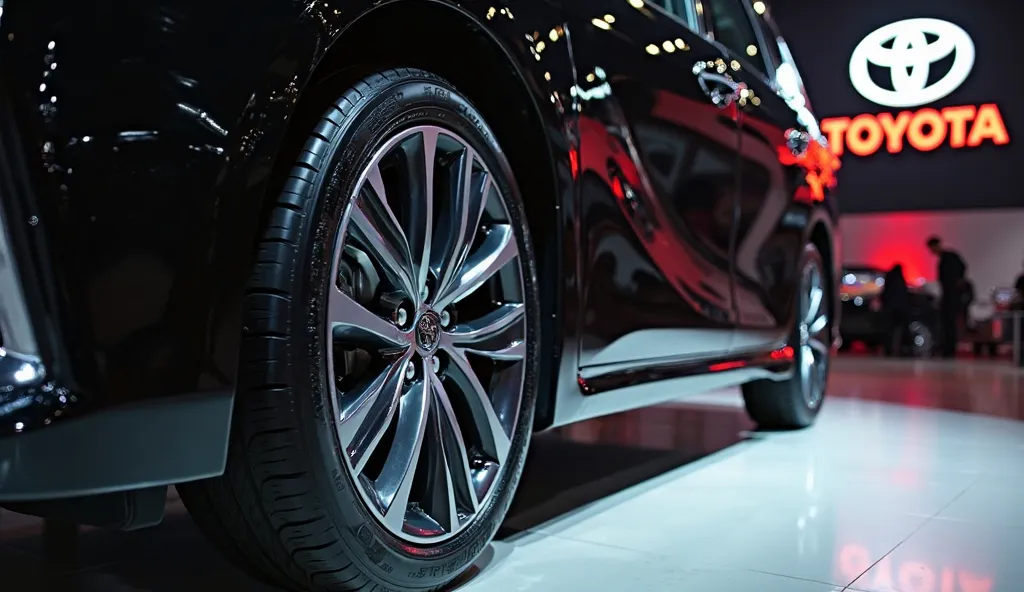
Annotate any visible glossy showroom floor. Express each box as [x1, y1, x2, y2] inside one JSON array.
[[2, 356, 1023, 591]]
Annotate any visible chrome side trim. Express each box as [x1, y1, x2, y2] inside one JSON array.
[[0, 192, 41, 366]]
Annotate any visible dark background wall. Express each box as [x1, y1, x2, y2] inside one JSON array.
[[768, 0, 1023, 213]]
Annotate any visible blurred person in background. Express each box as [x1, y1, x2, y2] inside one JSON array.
[[881, 263, 910, 357], [927, 236, 967, 358], [1013, 258, 1024, 361], [1014, 259, 1024, 310], [961, 276, 976, 329]]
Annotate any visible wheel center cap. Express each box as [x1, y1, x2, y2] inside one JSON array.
[[415, 311, 442, 353]]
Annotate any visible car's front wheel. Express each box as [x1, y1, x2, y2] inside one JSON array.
[[179, 69, 540, 592]]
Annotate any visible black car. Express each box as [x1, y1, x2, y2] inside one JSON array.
[[0, 0, 839, 590], [839, 265, 938, 356]]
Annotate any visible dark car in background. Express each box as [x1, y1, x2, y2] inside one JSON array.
[[839, 265, 938, 356], [0, 0, 840, 590]]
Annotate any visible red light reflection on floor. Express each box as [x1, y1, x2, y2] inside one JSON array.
[[838, 544, 993, 592]]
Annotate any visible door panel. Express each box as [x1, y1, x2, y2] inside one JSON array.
[[563, 0, 742, 368], [703, 0, 812, 350]]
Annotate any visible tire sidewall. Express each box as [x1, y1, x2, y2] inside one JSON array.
[[289, 75, 541, 588]]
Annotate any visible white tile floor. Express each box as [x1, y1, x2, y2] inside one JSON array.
[[456, 383, 1024, 592], [1, 357, 1021, 592]]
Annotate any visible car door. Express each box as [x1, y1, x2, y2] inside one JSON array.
[[561, 0, 743, 369], [701, 0, 815, 351]]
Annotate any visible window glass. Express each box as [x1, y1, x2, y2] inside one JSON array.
[[650, 0, 698, 31], [704, 0, 769, 73], [670, 0, 700, 29]]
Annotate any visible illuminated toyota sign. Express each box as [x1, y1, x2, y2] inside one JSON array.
[[848, 18, 975, 109], [770, 0, 1019, 213], [818, 18, 1010, 160]]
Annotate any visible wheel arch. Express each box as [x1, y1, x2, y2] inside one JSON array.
[[226, 0, 574, 430]]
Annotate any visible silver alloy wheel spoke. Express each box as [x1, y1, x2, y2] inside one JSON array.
[[397, 129, 439, 301], [431, 149, 490, 301], [804, 281, 823, 326], [350, 165, 417, 300], [374, 363, 431, 532], [799, 262, 828, 408], [329, 286, 407, 348], [808, 310, 828, 335], [327, 125, 526, 544], [807, 336, 829, 357], [444, 346, 512, 463], [434, 224, 517, 310], [446, 303, 527, 360], [801, 345, 815, 403], [429, 370, 481, 515], [424, 406, 461, 534], [338, 351, 414, 474]]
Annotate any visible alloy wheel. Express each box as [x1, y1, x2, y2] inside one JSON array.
[[907, 321, 933, 358], [798, 261, 829, 408], [325, 126, 528, 543]]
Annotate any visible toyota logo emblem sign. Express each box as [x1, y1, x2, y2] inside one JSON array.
[[849, 18, 975, 109], [819, 17, 1010, 158]]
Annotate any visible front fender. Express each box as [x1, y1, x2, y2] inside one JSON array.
[[0, 0, 576, 421]]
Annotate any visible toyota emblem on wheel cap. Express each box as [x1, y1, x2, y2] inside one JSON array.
[[415, 312, 441, 352], [849, 18, 975, 109]]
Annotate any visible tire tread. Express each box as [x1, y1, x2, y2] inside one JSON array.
[[180, 69, 451, 592]]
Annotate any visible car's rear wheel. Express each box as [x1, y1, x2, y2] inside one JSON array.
[[742, 243, 830, 429], [179, 68, 540, 592]]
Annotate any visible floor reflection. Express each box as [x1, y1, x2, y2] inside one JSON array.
[[503, 403, 753, 537], [0, 356, 1021, 591], [829, 356, 1024, 420], [0, 404, 753, 591]]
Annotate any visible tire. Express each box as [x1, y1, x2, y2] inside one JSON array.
[[741, 243, 831, 430], [178, 68, 541, 592]]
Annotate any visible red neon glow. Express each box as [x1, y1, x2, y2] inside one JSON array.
[[611, 176, 624, 199], [708, 360, 746, 372], [840, 211, 939, 283], [709, 347, 790, 373], [777, 136, 841, 202], [821, 104, 1010, 157], [837, 544, 993, 592]]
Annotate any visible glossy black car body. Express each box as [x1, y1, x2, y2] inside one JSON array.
[[0, 0, 839, 527]]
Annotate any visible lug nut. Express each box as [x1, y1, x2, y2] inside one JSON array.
[[381, 292, 411, 328], [394, 307, 409, 328], [404, 361, 416, 381], [439, 309, 451, 328]]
